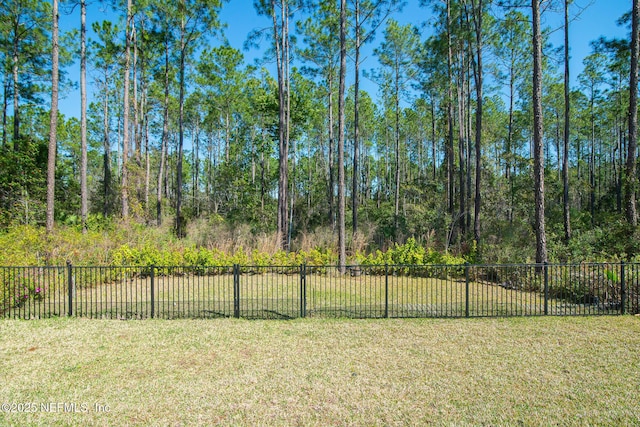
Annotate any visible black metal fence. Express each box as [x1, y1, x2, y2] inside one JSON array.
[[1, 262, 638, 320]]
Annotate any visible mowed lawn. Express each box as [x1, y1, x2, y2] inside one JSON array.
[[1, 317, 639, 426]]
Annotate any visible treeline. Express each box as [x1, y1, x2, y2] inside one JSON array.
[[1, 0, 639, 264]]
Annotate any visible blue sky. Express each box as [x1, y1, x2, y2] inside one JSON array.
[[58, 0, 632, 120]]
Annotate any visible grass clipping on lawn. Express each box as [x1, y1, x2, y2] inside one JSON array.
[[0, 317, 639, 426]]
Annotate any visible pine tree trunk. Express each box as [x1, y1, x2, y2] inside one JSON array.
[[532, 0, 547, 264], [46, 0, 59, 233], [144, 115, 150, 217], [431, 96, 437, 181], [102, 72, 111, 217], [12, 29, 20, 148], [626, 0, 639, 227], [2, 79, 8, 147], [472, 0, 483, 246], [273, 0, 290, 250], [80, 0, 88, 233], [133, 22, 141, 166], [175, 14, 187, 238], [328, 78, 334, 228], [507, 67, 514, 223], [446, 0, 455, 220], [352, 0, 360, 237], [338, 0, 347, 271], [121, 0, 132, 220], [157, 33, 170, 227], [394, 57, 401, 235], [458, 64, 466, 239], [562, 0, 571, 241]]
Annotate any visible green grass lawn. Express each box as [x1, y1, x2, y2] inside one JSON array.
[[1, 316, 639, 426]]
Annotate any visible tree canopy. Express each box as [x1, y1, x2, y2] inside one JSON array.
[[0, 0, 638, 263]]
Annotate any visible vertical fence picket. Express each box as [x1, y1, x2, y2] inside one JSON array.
[[150, 265, 155, 319], [621, 260, 626, 315], [544, 262, 549, 316], [67, 261, 73, 317], [300, 264, 306, 318], [465, 263, 470, 318], [233, 264, 240, 319], [384, 264, 389, 319]]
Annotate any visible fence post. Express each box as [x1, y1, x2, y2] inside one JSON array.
[[544, 262, 549, 316], [620, 260, 626, 315], [150, 265, 155, 319], [300, 264, 306, 318], [233, 264, 240, 319], [385, 264, 389, 318], [67, 261, 73, 317], [465, 263, 470, 318]]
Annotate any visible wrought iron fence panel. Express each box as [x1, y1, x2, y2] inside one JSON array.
[[1, 262, 636, 320]]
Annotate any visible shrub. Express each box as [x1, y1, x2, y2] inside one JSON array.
[[0, 223, 469, 281], [547, 265, 621, 307], [251, 249, 272, 268], [390, 238, 425, 265], [0, 225, 46, 265], [355, 239, 466, 277], [301, 248, 337, 267]]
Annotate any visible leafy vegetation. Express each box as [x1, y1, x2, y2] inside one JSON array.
[[0, 224, 467, 269], [3, 221, 640, 271]]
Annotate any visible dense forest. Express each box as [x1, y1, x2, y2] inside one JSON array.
[[1, 0, 639, 265]]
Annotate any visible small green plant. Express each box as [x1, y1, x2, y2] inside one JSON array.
[[604, 268, 618, 283], [0, 269, 47, 312]]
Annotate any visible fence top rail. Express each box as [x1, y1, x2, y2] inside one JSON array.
[[0, 262, 636, 269], [468, 262, 628, 268], [0, 266, 68, 271]]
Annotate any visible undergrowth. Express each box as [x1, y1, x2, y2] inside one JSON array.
[[0, 223, 468, 268]]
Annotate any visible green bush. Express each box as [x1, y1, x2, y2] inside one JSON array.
[[302, 248, 337, 267], [110, 244, 338, 274], [390, 238, 425, 265], [548, 266, 620, 305], [0, 225, 46, 265], [0, 224, 466, 280], [355, 238, 466, 277]]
